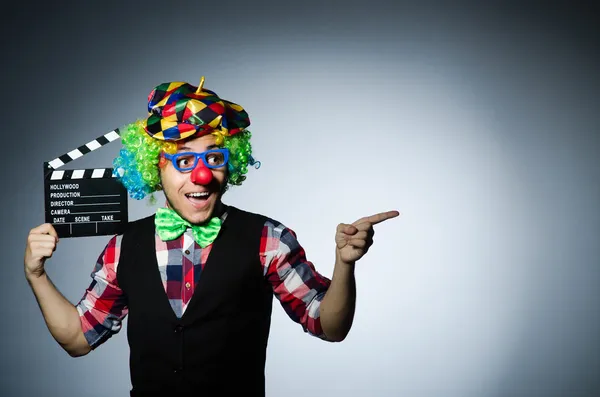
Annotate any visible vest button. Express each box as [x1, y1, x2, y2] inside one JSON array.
[[174, 324, 184, 333]]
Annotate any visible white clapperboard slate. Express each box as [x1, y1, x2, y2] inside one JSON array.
[[43, 129, 128, 238]]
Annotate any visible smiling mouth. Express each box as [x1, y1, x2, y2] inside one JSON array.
[[186, 192, 210, 199], [185, 191, 212, 205]]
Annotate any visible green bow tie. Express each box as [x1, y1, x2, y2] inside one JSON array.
[[155, 207, 222, 248]]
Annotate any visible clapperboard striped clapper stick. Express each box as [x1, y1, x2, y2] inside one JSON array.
[[43, 129, 129, 238]]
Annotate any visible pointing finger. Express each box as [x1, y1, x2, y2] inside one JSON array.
[[353, 210, 400, 226]]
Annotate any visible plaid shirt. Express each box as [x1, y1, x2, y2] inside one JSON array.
[[76, 209, 332, 348]]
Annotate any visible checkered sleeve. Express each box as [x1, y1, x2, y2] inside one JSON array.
[[76, 235, 128, 349], [260, 220, 332, 339]]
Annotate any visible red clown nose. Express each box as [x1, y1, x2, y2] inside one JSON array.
[[190, 162, 213, 185]]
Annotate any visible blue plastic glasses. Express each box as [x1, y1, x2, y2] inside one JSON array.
[[163, 148, 230, 172]]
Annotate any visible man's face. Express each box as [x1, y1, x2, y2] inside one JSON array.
[[160, 133, 228, 224]]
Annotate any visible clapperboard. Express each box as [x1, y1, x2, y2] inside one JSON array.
[[43, 129, 128, 238]]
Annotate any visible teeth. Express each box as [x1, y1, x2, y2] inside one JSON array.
[[187, 192, 210, 198]]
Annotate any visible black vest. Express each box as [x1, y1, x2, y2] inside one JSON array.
[[117, 206, 273, 396]]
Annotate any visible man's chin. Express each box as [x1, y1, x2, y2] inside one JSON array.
[[183, 200, 222, 225], [183, 208, 214, 225]]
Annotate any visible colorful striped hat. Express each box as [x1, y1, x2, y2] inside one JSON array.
[[143, 77, 250, 141]]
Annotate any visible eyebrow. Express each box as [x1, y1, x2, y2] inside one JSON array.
[[178, 144, 219, 152]]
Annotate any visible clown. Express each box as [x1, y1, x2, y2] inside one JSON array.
[[24, 78, 399, 396]]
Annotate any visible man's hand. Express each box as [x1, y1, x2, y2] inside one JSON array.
[[335, 210, 400, 265], [25, 223, 59, 279], [23, 223, 92, 357]]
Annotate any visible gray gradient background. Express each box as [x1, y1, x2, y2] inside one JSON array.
[[2, 1, 599, 396]]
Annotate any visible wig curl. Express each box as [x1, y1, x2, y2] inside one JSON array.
[[216, 129, 260, 186], [113, 121, 259, 200]]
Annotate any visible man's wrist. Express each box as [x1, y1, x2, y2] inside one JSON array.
[[25, 268, 47, 283], [335, 259, 356, 270]]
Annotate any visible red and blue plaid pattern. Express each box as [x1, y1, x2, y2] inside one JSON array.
[[76, 215, 331, 348]]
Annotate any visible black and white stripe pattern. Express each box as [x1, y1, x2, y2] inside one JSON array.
[[47, 129, 121, 170], [48, 168, 115, 180]]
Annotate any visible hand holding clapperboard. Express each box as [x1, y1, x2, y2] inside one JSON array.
[[43, 129, 128, 238]]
